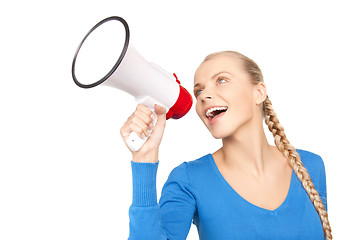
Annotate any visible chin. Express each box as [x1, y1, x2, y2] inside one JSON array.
[[211, 133, 223, 139], [209, 127, 232, 140], [209, 116, 253, 140]]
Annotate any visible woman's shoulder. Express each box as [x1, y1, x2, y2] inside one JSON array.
[[296, 148, 324, 163], [167, 153, 213, 182], [296, 148, 322, 158], [295, 148, 326, 176]]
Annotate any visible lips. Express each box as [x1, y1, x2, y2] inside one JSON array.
[[204, 106, 228, 124], [205, 106, 228, 116]]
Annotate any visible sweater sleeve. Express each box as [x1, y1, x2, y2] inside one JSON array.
[[159, 162, 196, 239], [128, 161, 196, 240]]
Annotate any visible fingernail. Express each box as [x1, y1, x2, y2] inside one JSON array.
[[141, 133, 146, 139], [151, 114, 156, 120], [146, 129, 151, 135], [149, 122, 154, 128]]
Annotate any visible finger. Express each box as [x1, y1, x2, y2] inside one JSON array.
[[131, 116, 153, 137], [128, 122, 147, 139], [148, 104, 166, 139], [120, 114, 151, 139], [154, 104, 167, 115], [132, 108, 155, 127], [121, 104, 155, 139], [136, 104, 156, 119], [120, 121, 141, 139]]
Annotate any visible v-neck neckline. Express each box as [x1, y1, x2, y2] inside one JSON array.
[[207, 153, 295, 215]]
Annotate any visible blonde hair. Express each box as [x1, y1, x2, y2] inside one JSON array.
[[203, 51, 333, 239]]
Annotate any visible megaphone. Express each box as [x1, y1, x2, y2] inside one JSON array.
[[71, 16, 193, 152]]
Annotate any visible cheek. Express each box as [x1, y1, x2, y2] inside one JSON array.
[[228, 89, 254, 115], [195, 102, 204, 120], [195, 102, 200, 116], [195, 102, 210, 127], [230, 86, 249, 101]]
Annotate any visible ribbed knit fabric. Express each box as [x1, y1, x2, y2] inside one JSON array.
[[128, 149, 327, 240], [131, 161, 159, 207], [129, 161, 167, 240]]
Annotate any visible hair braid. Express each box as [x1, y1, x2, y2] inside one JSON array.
[[263, 96, 333, 240]]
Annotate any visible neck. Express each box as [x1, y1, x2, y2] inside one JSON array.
[[219, 117, 274, 179]]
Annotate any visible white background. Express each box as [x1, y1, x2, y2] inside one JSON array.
[[0, 0, 359, 239]]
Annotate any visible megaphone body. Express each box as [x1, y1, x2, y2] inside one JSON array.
[[72, 16, 193, 151]]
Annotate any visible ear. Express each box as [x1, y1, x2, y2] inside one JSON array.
[[254, 82, 267, 105]]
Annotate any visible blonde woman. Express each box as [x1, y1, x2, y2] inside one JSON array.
[[121, 51, 332, 239]]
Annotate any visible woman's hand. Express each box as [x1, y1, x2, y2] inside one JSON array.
[[120, 104, 167, 163]]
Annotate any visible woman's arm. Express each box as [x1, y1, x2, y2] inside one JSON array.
[[121, 104, 195, 239], [128, 161, 196, 240], [159, 162, 196, 239], [128, 161, 167, 240]]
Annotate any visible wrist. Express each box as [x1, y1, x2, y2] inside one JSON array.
[[132, 151, 158, 163]]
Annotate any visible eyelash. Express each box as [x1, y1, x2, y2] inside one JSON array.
[[194, 77, 227, 97]]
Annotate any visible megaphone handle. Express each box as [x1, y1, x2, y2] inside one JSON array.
[[125, 108, 157, 152]]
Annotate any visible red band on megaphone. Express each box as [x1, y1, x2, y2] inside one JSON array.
[[166, 84, 193, 120]]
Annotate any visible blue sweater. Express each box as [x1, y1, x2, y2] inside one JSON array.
[[128, 149, 327, 239]]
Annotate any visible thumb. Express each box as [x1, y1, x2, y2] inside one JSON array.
[[154, 104, 167, 116], [153, 104, 167, 128], [148, 104, 166, 140]]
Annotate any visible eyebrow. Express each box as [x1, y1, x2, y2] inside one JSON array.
[[194, 71, 231, 88]]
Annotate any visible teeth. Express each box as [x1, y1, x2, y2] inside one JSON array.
[[206, 106, 228, 117]]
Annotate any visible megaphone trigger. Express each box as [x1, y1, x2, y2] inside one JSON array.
[[126, 131, 147, 152]]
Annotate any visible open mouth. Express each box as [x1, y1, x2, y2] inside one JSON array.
[[206, 106, 228, 120]]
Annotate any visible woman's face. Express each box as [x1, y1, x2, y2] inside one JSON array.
[[194, 55, 260, 139]]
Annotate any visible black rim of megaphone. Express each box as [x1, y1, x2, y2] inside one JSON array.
[[71, 16, 130, 88]]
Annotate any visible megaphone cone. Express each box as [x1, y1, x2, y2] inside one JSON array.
[[72, 16, 192, 151]]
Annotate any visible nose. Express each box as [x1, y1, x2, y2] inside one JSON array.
[[199, 89, 213, 103], [202, 96, 211, 102]]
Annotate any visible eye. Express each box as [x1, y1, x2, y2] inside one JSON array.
[[217, 77, 227, 84], [194, 89, 203, 98]]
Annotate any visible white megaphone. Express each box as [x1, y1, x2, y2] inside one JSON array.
[[71, 16, 193, 152]]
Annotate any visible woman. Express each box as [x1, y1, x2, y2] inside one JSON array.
[[120, 51, 332, 239]]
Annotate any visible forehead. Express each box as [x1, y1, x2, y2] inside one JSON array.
[[194, 55, 244, 84]]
